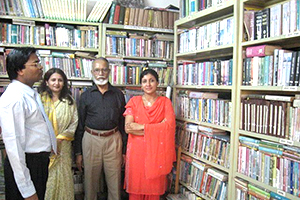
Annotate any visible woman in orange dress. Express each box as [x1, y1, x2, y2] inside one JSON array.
[[123, 69, 176, 200]]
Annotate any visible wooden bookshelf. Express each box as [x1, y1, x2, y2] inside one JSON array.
[[233, 0, 300, 199], [0, 44, 99, 52], [0, 16, 102, 85], [181, 150, 230, 173], [101, 23, 174, 87], [173, 0, 239, 199], [236, 173, 300, 200], [239, 130, 300, 148], [175, 44, 234, 61], [0, 15, 100, 26]]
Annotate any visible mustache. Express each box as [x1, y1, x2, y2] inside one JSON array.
[[95, 76, 106, 79]]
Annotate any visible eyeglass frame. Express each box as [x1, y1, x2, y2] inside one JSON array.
[[24, 62, 43, 68], [92, 68, 110, 74]]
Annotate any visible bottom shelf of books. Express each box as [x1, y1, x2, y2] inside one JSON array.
[[173, 122, 231, 200], [236, 135, 300, 200]]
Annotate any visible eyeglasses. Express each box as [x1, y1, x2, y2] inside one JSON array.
[[93, 68, 109, 74], [24, 62, 42, 68]]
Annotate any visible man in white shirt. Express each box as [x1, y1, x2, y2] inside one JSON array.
[[0, 47, 57, 200]]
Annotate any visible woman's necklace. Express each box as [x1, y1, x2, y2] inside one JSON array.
[[142, 95, 157, 106]]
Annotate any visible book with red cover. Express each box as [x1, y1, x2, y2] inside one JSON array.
[[113, 4, 120, 24], [246, 45, 281, 58]]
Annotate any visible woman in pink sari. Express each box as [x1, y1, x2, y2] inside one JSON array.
[[123, 69, 176, 200]]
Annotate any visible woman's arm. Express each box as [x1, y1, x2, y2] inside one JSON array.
[[124, 115, 144, 135]]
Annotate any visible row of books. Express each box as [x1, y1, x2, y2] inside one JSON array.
[[105, 32, 174, 59], [0, 23, 98, 49], [175, 91, 232, 127], [177, 123, 231, 168], [177, 59, 233, 86], [108, 63, 173, 86], [243, 45, 300, 87], [179, 155, 228, 200], [238, 136, 300, 197], [235, 179, 291, 200], [240, 94, 300, 142], [0, 54, 5, 75], [70, 87, 89, 106], [40, 56, 93, 79], [0, 0, 89, 21], [180, 0, 231, 18], [107, 3, 179, 29], [178, 17, 234, 53], [244, 0, 300, 41]]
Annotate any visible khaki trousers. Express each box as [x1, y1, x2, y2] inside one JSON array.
[[82, 130, 122, 200]]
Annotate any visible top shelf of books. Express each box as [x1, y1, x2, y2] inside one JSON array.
[[176, 0, 234, 29], [0, 15, 99, 26]]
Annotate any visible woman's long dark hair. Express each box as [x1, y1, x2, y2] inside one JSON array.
[[39, 68, 74, 105]]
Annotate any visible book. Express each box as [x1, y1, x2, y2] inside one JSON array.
[[245, 45, 281, 58], [254, 10, 263, 40], [244, 10, 255, 41], [108, 1, 116, 24], [113, 4, 120, 24], [123, 7, 130, 25], [118, 6, 125, 24], [261, 8, 270, 39], [128, 7, 135, 26], [187, 91, 218, 99]]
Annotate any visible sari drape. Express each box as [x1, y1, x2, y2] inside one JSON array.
[[124, 96, 176, 195], [40, 93, 78, 200]]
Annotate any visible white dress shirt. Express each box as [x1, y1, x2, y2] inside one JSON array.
[[0, 80, 55, 198]]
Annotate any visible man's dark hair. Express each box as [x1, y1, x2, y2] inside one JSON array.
[[139, 68, 159, 84], [6, 47, 36, 80], [39, 68, 74, 105]]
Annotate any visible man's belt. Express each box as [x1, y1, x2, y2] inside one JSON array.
[[85, 126, 118, 137]]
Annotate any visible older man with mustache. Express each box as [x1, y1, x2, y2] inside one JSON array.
[[74, 57, 127, 200]]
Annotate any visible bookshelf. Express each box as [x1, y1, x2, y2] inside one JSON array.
[[101, 23, 174, 87], [0, 15, 101, 82], [172, 0, 239, 199], [234, 0, 300, 199]]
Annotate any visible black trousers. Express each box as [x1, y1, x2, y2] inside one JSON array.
[[4, 152, 50, 200]]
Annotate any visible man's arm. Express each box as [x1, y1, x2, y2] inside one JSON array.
[[118, 92, 128, 154], [0, 101, 36, 198], [74, 94, 87, 155], [74, 94, 87, 171]]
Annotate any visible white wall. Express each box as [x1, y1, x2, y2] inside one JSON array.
[[87, 0, 179, 14], [144, 0, 179, 8]]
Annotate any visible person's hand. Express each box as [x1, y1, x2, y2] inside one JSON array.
[[57, 139, 63, 155], [122, 154, 126, 168], [128, 122, 144, 131], [25, 193, 38, 200], [76, 154, 83, 172]]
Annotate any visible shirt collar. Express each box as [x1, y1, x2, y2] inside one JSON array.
[[91, 82, 114, 93], [12, 80, 36, 97]]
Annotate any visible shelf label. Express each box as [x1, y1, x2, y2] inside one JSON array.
[[282, 86, 298, 91], [286, 140, 294, 146], [277, 190, 286, 197], [12, 19, 35, 26], [293, 31, 300, 36], [279, 139, 294, 145], [279, 139, 287, 144]]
